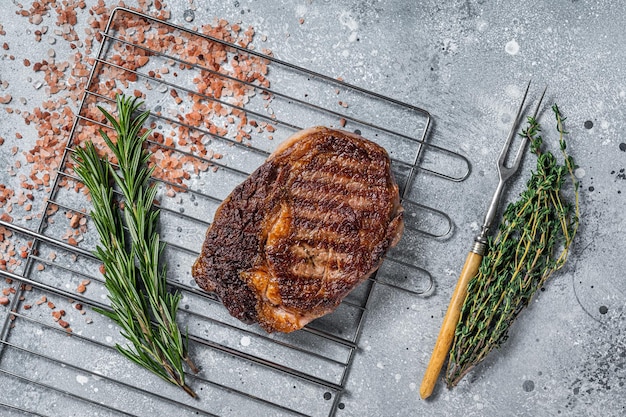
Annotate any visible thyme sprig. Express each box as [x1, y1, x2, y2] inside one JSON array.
[[73, 95, 197, 397], [445, 104, 580, 388]]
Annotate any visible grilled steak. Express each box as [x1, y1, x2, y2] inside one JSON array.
[[192, 126, 404, 333]]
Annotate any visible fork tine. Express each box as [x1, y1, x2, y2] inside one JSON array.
[[497, 80, 532, 166], [531, 85, 548, 120], [510, 85, 548, 171]]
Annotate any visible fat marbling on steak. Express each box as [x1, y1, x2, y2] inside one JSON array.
[[192, 126, 404, 333]]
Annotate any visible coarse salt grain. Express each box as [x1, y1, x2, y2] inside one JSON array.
[[1, 2, 275, 319]]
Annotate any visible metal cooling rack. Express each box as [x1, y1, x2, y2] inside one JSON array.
[[0, 8, 470, 417]]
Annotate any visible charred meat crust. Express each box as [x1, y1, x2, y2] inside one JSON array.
[[192, 126, 404, 332]]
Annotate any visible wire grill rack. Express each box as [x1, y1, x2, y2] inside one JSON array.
[[0, 8, 470, 417]]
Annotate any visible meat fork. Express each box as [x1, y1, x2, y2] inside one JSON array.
[[419, 82, 547, 400]]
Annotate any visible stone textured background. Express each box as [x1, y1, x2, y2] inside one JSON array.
[[0, 1, 624, 416]]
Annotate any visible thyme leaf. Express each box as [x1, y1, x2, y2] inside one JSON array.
[[445, 104, 580, 388]]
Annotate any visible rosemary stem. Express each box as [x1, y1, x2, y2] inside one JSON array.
[[73, 94, 197, 398]]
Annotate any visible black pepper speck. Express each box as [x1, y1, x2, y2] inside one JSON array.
[[620, 143, 626, 152], [184, 9, 195, 22], [523, 380, 535, 392], [584, 120, 594, 129], [599, 305, 608, 314]]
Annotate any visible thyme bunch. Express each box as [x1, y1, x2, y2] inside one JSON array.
[[445, 104, 580, 388], [73, 95, 197, 397]]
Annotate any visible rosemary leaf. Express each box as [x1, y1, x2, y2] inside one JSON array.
[[73, 94, 197, 397]]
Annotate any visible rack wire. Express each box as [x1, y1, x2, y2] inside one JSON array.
[[0, 8, 470, 417]]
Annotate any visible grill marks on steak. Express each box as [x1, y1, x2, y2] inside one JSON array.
[[192, 126, 404, 333]]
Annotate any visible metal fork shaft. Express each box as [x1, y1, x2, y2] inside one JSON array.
[[419, 84, 546, 400], [476, 84, 547, 249]]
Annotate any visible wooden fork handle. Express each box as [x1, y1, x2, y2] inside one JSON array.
[[419, 250, 483, 400]]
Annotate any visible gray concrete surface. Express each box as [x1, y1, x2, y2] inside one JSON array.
[[0, 1, 624, 416]]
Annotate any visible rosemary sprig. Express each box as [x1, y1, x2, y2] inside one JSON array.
[[445, 104, 580, 388], [73, 95, 198, 397]]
